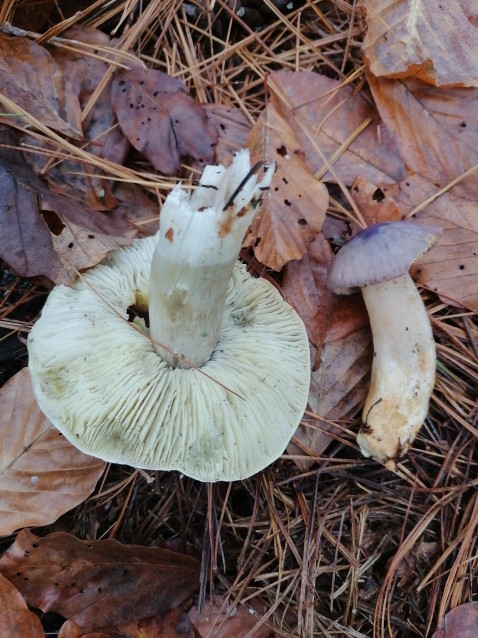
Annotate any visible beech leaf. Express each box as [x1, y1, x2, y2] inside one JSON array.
[[0, 32, 82, 138], [0, 573, 44, 638], [0, 530, 200, 633], [0, 369, 106, 535], [361, 0, 478, 87], [268, 70, 406, 186], [0, 128, 135, 284], [203, 104, 251, 165], [288, 328, 372, 470], [368, 73, 478, 200], [432, 602, 478, 638], [26, 25, 131, 210], [284, 233, 371, 469], [189, 596, 271, 638], [58, 608, 195, 638], [112, 67, 218, 175], [282, 233, 337, 348], [246, 101, 328, 270]]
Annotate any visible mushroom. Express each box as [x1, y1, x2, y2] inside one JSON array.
[[27, 150, 310, 482], [327, 221, 441, 469]]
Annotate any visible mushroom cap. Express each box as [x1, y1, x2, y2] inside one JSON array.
[[328, 221, 442, 294], [28, 236, 310, 482]]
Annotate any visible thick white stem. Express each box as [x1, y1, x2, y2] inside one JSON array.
[[149, 151, 274, 368], [358, 274, 436, 469]]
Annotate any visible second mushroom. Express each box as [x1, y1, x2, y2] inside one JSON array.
[[328, 221, 441, 469]]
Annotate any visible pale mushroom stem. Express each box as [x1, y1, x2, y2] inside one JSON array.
[[358, 274, 436, 469], [149, 152, 274, 368]]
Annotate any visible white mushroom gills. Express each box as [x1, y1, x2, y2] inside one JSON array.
[[149, 150, 275, 368], [358, 274, 436, 469]]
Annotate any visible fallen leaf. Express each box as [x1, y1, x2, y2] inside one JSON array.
[[0, 572, 44, 638], [282, 233, 337, 348], [268, 70, 407, 186], [0, 530, 200, 633], [203, 104, 252, 165], [245, 100, 328, 270], [59, 608, 194, 638], [114, 608, 195, 638], [58, 622, 108, 638], [189, 596, 271, 638], [282, 232, 370, 348], [0, 32, 82, 138], [111, 67, 218, 175], [361, 0, 478, 87], [0, 369, 106, 535], [432, 602, 478, 638], [112, 182, 159, 237], [368, 73, 478, 200], [0, 128, 135, 284], [349, 174, 478, 311], [24, 25, 131, 210], [350, 175, 402, 225], [288, 327, 372, 469]]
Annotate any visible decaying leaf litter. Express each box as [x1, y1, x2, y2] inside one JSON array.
[[0, 1, 477, 636]]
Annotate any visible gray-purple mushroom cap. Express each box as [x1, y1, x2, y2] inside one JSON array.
[[328, 221, 442, 294]]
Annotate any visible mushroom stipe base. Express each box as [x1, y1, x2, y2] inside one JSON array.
[[28, 235, 310, 482]]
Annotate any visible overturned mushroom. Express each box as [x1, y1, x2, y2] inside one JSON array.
[[328, 221, 441, 469], [28, 150, 310, 482]]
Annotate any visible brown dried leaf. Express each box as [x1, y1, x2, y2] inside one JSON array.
[[350, 174, 478, 311], [189, 596, 271, 638], [0, 369, 106, 536], [279, 229, 371, 468], [0, 129, 135, 284], [112, 67, 218, 175], [0, 572, 45, 638], [0, 32, 81, 137], [203, 104, 252, 165], [350, 175, 402, 226], [25, 26, 130, 210], [268, 70, 406, 186], [288, 328, 372, 469], [432, 602, 478, 638], [282, 233, 369, 348], [368, 73, 478, 200], [0, 530, 200, 633], [361, 0, 478, 87], [112, 182, 159, 237], [115, 609, 195, 638], [246, 102, 328, 270], [282, 233, 336, 348], [59, 608, 194, 638], [58, 622, 108, 638]]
